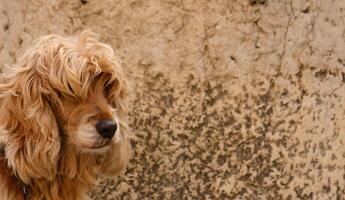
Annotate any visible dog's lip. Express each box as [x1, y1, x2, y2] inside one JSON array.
[[89, 140, 111, 149]]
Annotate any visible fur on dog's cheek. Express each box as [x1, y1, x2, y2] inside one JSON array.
[[113, 124, 121, 144], [0, 126, 9, 144], [72, 123, 99, 147], [111, 113, 121, 143]]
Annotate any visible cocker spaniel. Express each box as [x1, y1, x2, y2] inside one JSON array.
[[0, 31, 132, 200]]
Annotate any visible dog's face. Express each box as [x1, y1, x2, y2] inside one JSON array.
[[42, 35, 128, 154], [56, 73, 122, 153]]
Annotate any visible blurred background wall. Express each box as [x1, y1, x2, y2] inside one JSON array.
[[1, 0, 345, 199]]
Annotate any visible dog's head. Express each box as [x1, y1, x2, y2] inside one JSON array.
[[0, 31, 130, 183]]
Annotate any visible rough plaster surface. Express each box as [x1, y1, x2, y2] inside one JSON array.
[[1, 0, 345, 199]]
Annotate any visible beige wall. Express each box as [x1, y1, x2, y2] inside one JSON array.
[[1, 0, 345, 199]]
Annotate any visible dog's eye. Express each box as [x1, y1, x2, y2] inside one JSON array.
[[103, 82, 116, 106], [104, 83, 111, 95], [68, 83, 74, 93], [111, 102, 117, 109]]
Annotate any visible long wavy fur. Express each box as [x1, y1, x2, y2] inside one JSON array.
[[0, 31, 131, 200]]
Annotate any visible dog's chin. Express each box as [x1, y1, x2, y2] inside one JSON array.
[[80, 140, 112, 154]]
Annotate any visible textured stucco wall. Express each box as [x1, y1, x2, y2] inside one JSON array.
[[1, 0, 345, 199]]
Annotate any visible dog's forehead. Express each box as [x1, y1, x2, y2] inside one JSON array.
[[51, 47, 119, 92]]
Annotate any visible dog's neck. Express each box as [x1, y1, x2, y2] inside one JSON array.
[[21, 146, 99, 200]]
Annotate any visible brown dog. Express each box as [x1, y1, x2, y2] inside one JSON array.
[[0, 31, 132, 200]]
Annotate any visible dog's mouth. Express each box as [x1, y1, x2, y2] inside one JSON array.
[[81, 140, 112, 153], [90, 140, 112, 149]]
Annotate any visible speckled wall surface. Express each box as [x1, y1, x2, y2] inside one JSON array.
[[1, 0, 345, 199]]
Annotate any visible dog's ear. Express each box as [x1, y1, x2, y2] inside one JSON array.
[[0, 43, 61, 184]]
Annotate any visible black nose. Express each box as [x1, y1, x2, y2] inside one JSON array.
[[95, 120, 117, 139]]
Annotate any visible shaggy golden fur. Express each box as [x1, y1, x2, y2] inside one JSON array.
[[0, 31, 131, 200]]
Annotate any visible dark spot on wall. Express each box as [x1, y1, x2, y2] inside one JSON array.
[[3, 24, 9, 31], [337, 58, 345, 66], [322, 185, 331, 193], [315, 69, 327, 81], [80, 0, 87, 4], [217, 155, 227, 165], [18, 38, 23, 46], [236, 142, 253, 161], [249, 0, 267, 6], [302, 7, 310, 14]]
